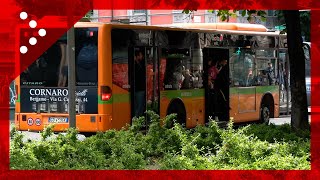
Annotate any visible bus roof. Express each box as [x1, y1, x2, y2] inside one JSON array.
[[157, 23, 268, 32], [74, 22, 280, 36]]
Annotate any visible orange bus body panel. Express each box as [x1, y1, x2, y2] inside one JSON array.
[[230, 91, 280, 123], [16, 113, 112, 132], [97, 24, 114, 131]]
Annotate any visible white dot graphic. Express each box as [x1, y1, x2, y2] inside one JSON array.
[[38, 29, 46, 37], [29, 37, 37, 45], [20, 46, 28, 54], [20, 12, 28, 20], [29, 20, 37, 28]]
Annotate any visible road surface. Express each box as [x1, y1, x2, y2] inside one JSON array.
[[269, 115, 311, 125]]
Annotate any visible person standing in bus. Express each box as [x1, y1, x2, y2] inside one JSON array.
[[181, 68, 193, 89], [208, 59, 215, 89], [214, 59, 229, 121], [207, 58, 220, 119], [265, 62, 275, 85], [192, 65, 203, 88], [134, 50, 146, 118]]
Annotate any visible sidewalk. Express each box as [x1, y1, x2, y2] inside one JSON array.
[[269, 115, 311, 125]]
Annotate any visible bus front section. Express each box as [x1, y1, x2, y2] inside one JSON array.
[[15, 26, 101, 133]]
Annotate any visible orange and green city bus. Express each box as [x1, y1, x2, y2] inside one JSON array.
[[14, 22, 288, 133]]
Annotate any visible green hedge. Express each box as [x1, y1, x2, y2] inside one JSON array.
[[10, 111, 310, 170]]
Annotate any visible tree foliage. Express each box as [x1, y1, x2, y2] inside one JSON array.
[[299, 11, 310, 41], [275, 10, 310, 41], [183, 10, 267, 22]]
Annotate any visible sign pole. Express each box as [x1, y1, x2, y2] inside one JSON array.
[[67, 26, 76, 128]]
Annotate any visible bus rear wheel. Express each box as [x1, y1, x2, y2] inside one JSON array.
[[167, 100, 186, 127], [260, 104, 270, 124], [81, 132, 96, 137]]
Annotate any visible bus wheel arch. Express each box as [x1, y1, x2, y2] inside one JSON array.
[[260, 93, 274, 124], [166, 98, 187, 127]]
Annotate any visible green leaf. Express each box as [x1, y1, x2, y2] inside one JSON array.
[[182, 10, 190, 14], [260, 16, 267, 22], [251, 10, 257, 14], [242, 10, 246, 17], [260, 11, 267, 16], [221, 15, 226, 22], [257, 11, 262, 16], [231, 13, 237, 18]]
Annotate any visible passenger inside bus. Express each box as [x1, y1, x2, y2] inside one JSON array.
[[172, 61, 185, 90], [252, 70, 268, 86], [207, 57, 217, 118], [76, 36, 98, 85], [21, 58, 44, 84], [214, 58, 229, 121], [134, 49, 146, 118], [164, 58, 185, 90], [191, 65, 203, 88], [265, 62, 275, 85], [208, 57, 219, 90], [58, 42, 67, 87], [230, 52, 254, 87], [206, 57, 229, 121], [181, 69, 193, 89]]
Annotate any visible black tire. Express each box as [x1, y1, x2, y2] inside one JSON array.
[[167, 101, 186, 127], [260, 103, 270, 124], [81, 132, 96, 137]]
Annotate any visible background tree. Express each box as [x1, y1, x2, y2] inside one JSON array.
[[283, 10, 309, 131], [299, 11, 310, 42], [275, 10, 310, 42]]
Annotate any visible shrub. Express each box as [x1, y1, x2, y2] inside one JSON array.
[[10, 111, 310, 170]]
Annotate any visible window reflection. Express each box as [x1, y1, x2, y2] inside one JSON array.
[[162, 49, 203, 90], [230, 49, 255, 87]]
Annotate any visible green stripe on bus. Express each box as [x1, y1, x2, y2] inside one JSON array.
[[160, 89, 205, 99], [256, 86, 279, 93], [15, 94, 20, 103], [113, 94, 130, 103], [230, 86, 279, 95], [98, 94, 130, 104], [98, 95, 112, 104], [98, 86, 278, 104]]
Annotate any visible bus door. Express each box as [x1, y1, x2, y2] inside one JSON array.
[[130, 46, 159, 126], [229, 47, 257, 121], [203, 47, 230, 122]]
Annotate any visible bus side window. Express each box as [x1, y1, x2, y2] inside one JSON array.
[[76, 42, 98, 84], [230, 52, 254, 87], [172, 62, 184, 90], [164, 58, 185, 90]]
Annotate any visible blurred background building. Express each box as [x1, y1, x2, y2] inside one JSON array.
[[88, 10, 281, 31]]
